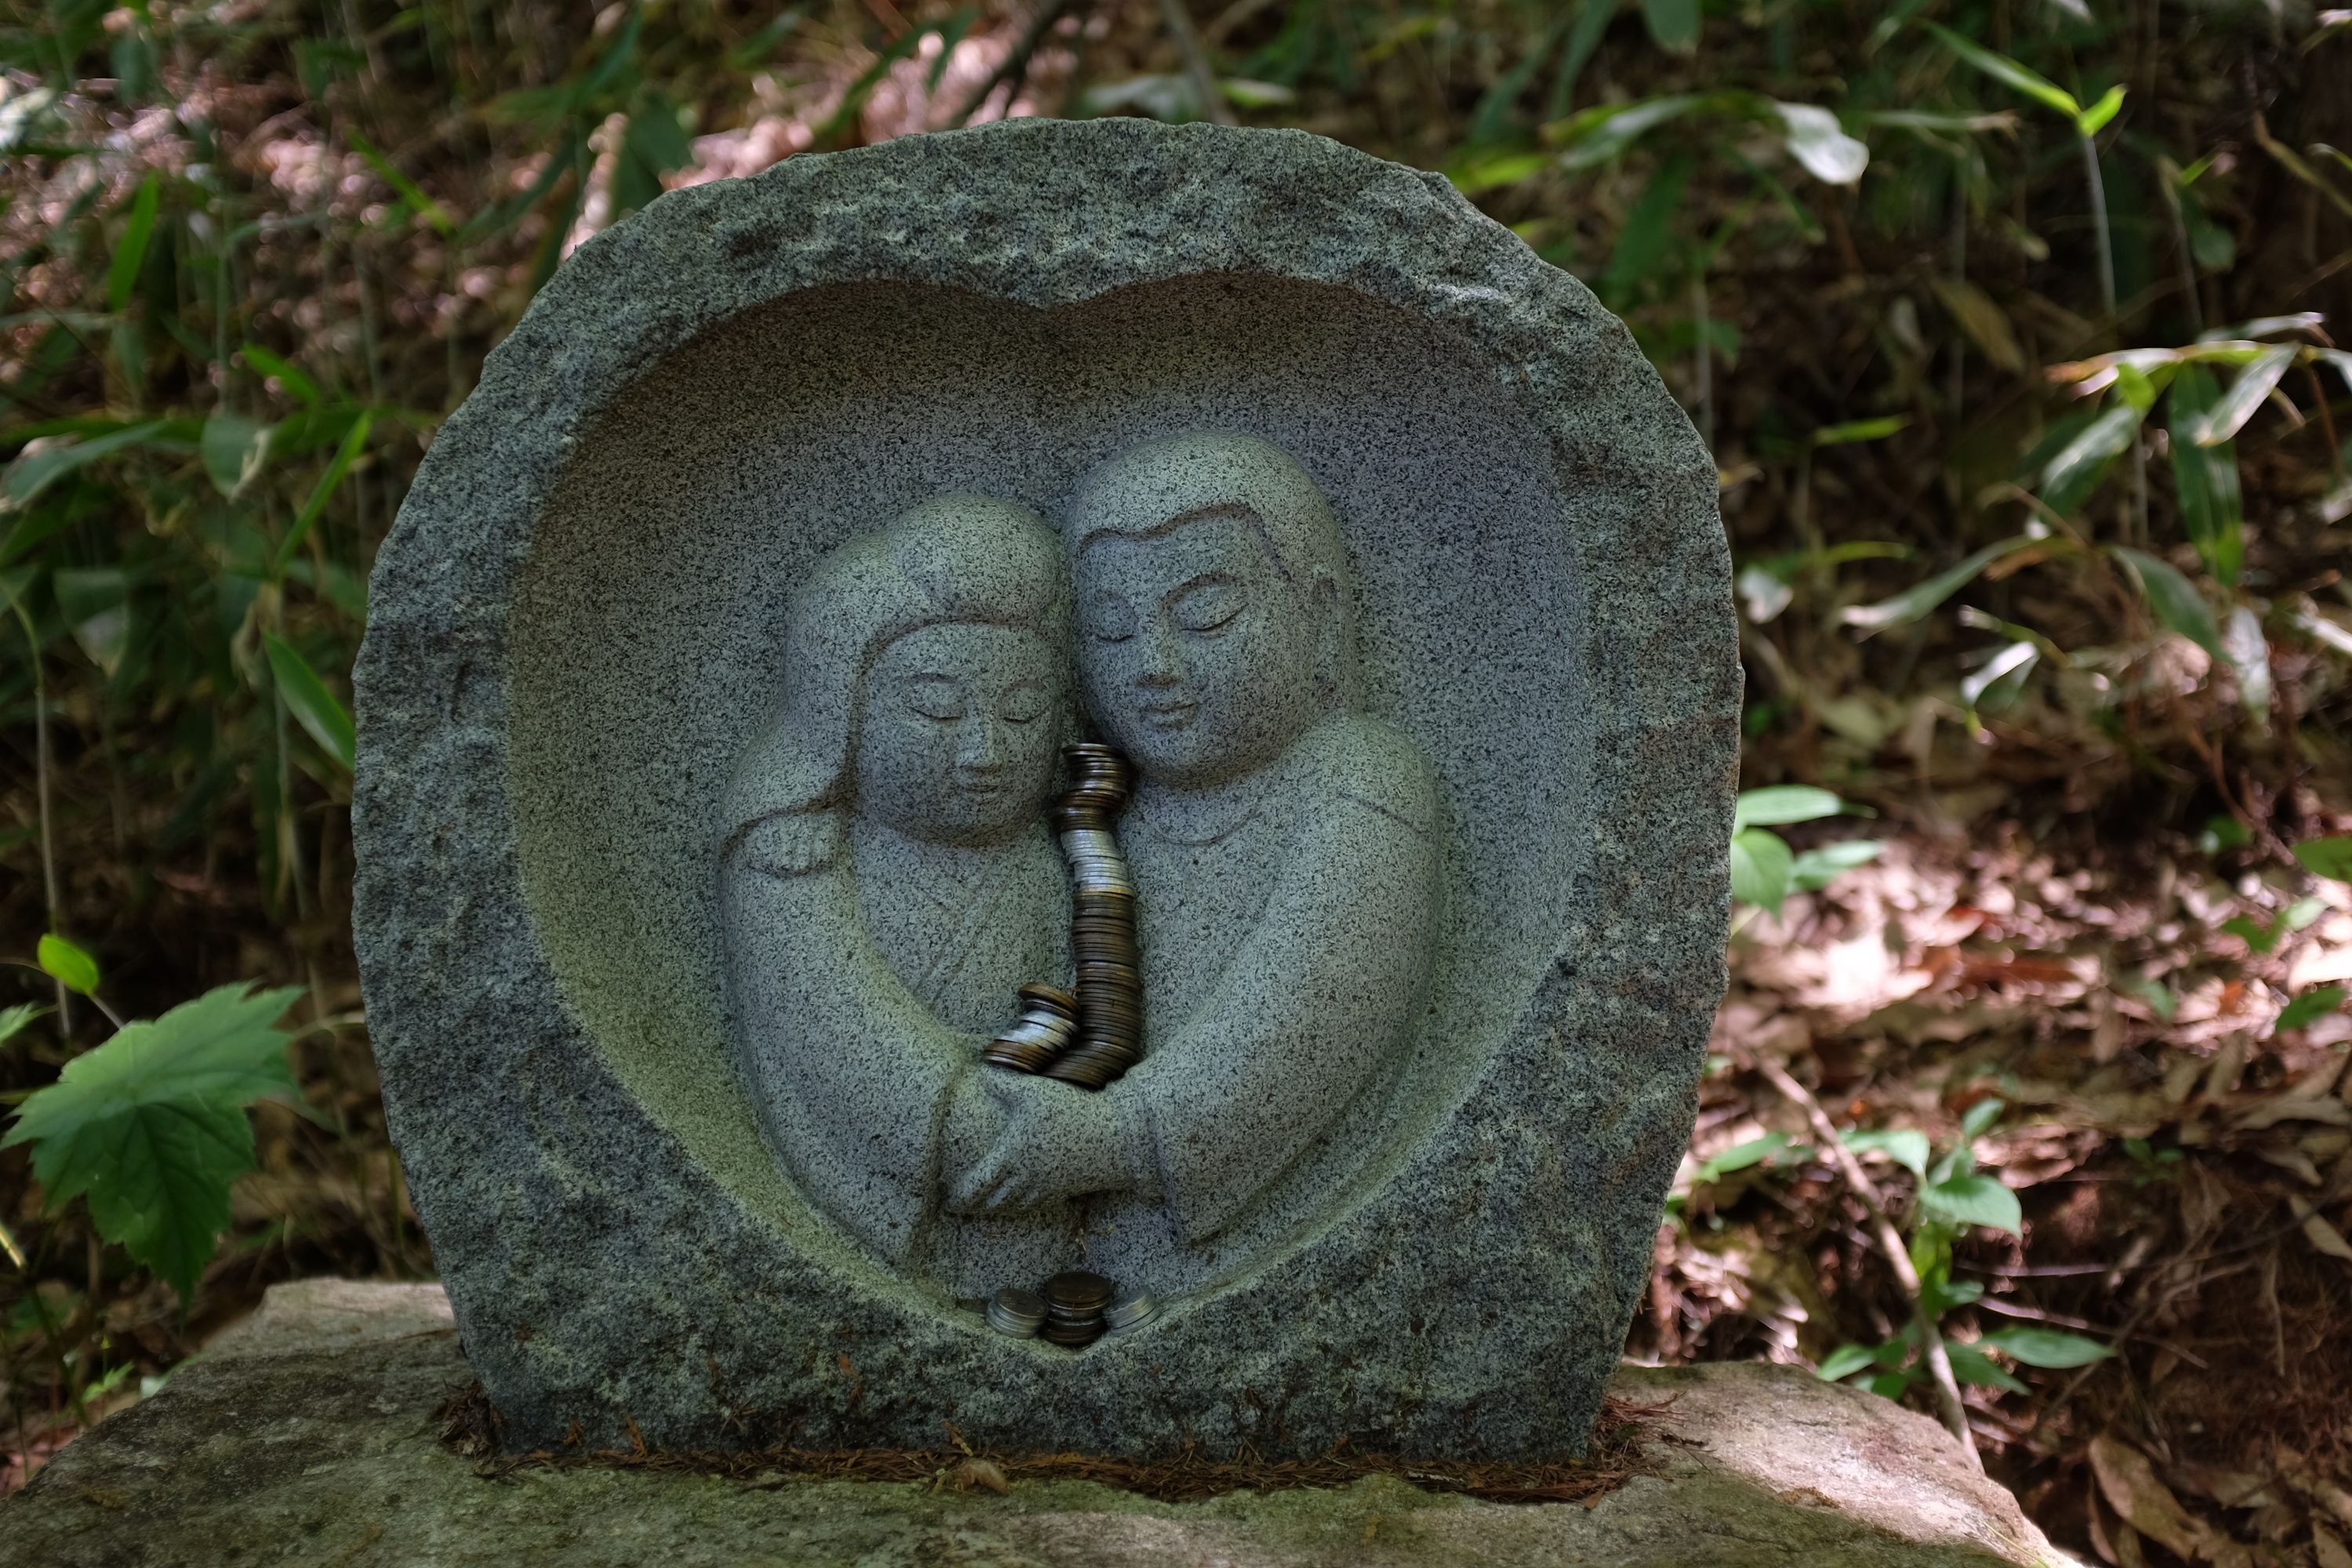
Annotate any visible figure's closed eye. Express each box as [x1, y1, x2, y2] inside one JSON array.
[[1086, 593, 1138, 644], [1170, 576, 1247, 634], [900, 674, 969, 722], [995, 678, 1051, 724]]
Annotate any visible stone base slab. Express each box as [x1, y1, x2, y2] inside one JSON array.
[[0, 1280, 2079, 1567]]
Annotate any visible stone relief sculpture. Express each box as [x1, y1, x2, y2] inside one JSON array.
[[720, 431, 1442, 1308]]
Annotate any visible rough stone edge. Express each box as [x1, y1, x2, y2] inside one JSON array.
[[351, 118, 1740, 1457]]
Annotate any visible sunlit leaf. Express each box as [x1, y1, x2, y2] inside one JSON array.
[[1695, 1131, 1798, 1182], [1842, 1127, 1930, 1178], [1921, 1171, 2023, 1236], [2167, 365, 2244, 586], [1978, 1325, 2112, 1369], [2223, 606, 2271, 718], [2278, 986, 2348, 1032], [1772, 101, 1868, 183], [1734, 785, 1846, 829], [1946, 1340, 2031, 1393], [1, 422, 171, 514], [263, 634, 356, 772], [1817, 1342, 1882, 1381], [201, 412, 272, 500], [38, 934, 100, 996], [2190, 344, 2297, 446], [2073, 84, 2125, 138], [1930, 278, 2025, 375], [1812, 415, 1910, 447], [1961, 640, 2038, 714], [1730, 827, 1795, 913], [1791, 839, 1881, 891], [2114, 546, 2223, 658], [2040, 401, 2145, 516], [1555, 96, 1703, 170], [2294, 837, 2352, 883], [238, 343, 320, 406], [1842, 536, 2035, 633]]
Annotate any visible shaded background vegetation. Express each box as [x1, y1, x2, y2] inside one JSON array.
[[4, 0, 2351, 1560]]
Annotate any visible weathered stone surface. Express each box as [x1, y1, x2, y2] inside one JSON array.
[[352, 115, 1740, 1457], [0, 1282, 2081, 1568]]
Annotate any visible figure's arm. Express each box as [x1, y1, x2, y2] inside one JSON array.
[[1119, 720, 1440, 1242], [720, 819, 996, 1264]]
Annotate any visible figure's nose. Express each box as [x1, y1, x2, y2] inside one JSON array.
[[956, 716, 1006, 772], [1137, 616, 1185, 688]]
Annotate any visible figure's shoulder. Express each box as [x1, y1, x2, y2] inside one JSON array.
[[1294, 713, 1438, 838]]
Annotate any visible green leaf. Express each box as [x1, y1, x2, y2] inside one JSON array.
[[1695, 1131, 1797, 1182], [2, 983, 305, 1304], [1817, 1343, 1882, 1381], [1960, 641, 2038, 714], [2190, 344, 2297, 446], [2223, 607, 2272, 719], [1730, 828, 1795, 914], [1842, 1127, 1930, 1179], [200, 412, 272, 500], [614, 91, 695, 218], [106, 172, 161, 313], [2071, 84, 2125, 138], [1637, 0, 1700, 53], [238, 343, 321, 406], [1558, 96, 1703, 171], [1921, 1171, 2023, 1236], [1734, 786, 1846, 830], [1842, 536, 2035, 633], [1924, 23, 2081, 120], [263, 634, 356, 771], [2040, 401, 2145, 516], [1, 421, 169, 514], [347, 129, 456, 235], [2122, 974, 2178, 1022], [1960, 1097, 2005, 1141], [1791, 839, 1881, 891], [38, 933, 100, 995], [2278, 986, 2348, 1032], [2294, 837, 2352, 884], [1772, 102, 1868, 184], [2113, 547, 2223, 658], [2223, 913, 2285, 954], [1976, 1327, 2114, 1368], [0, 1002, 44, 1047], [269, 412, 373, 581], [1812, 415, 1911, 448], [2167, 365, 2244, 586], [1945, 1340, 2031, 1393]]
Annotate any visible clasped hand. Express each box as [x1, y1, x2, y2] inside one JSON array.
[[946, 1066, 1132, 1214]]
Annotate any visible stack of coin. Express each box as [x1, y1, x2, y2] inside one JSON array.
[[1039, 1269, 1114, 1348], [985, 1286, 1047, 1338], [1047, 745, 1144, 1090], [982, 983, 1080, 1073], [1103, 1291, 1160, 1337]]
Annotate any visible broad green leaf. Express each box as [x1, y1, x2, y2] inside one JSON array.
[[1791, 839, 1882, 891], [1921, 1171, 2023, 1236], [1842, 536, 2035, 633], [263, 633, 356, 771], [2040, 401, 2145, 516], [1976, 1327, 2114, 1368], [2114, 547, 2223, 658], [2, 983, 305, 1304], [1960, 1097, 2005, 1141], [1842, 1127, 1930, 1179], [1816, 1343, 1882, 1381], [2294, 837, 2352, 883], [2072, 84, 2125, 138], [38, 933, 99, 995], [2223, 913, 2285, 954], [2278, 986, 2348, 1032], [1734, 786, 1846, 830], [2167, 365, 2244, 586], [201, 412, 273, 499], [2190, 344, 2297, 446], [106, 172, 161, 313], [1730, 827, 1795, 913], [240, 343, 321, 405], [1945, 1340, 2031, 1393], [1637, 0, 1700, 54], [1925, 23, 2081, 119], [269, 412, 373, 580], [1772, 101, 1867, 184]]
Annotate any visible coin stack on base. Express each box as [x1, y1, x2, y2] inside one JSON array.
[[1046, 744, 1143, 1090], [982, 983, 1079, 1073], [1039, 1270, 1115, 1348], [1103, 1291, 1160, 1337], [985, 1286, 1047, 1338]]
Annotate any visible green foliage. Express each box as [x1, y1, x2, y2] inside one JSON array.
[[1730, 786, 1870, 917], [37, 934, 100, 996], [2295, 838, 2352, 884], [2, 985, 306, 1305], [2278, 986, 2347, 1032]]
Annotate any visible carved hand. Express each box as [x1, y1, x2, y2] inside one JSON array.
[[946, 1070, 1132, 1214]]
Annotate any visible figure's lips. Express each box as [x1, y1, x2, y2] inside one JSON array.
[[952, 775, 1009, 797], [1134, 699, 1200, 732]]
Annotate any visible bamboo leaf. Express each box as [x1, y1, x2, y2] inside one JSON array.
[[2040, 400, 2146, 516], [106, 172, 161, 313], [2114, 546, 2223, 658], [1924, 23, 2081, 119], [268, 412, 373, 581], [1733, 786, 1846, 829], [1773, 101, 1868, 183], [1637, 0, 1700, 54], [2190, 344, 2297, 445], [263, 634, 356, 771], [2073, 84, 2125, 137], [2167, 365, 2244, 586], [1842, 536, 2036, 633]]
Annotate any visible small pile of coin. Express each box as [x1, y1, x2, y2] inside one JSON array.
[[1044, 745, 1143, 1090], [982, 983, 1079, 1073], [1040, 1269, 1115, 1347], [985, 1286, 1047, 1338], [1103, 1291, 1160, 1337]]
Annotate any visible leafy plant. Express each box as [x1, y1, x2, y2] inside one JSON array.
[[1730, 786, 1879, 920]]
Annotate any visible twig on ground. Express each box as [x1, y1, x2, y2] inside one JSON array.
[[1751, 1054, 1984, 1472]]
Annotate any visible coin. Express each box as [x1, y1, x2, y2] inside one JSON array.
[[986, 1287, 1047, 1337], [1104, 1292, 1160, 1333], [1042, 1271, 1114, 1311]]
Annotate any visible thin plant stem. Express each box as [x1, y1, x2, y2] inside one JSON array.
[[1755, 1054, 1984, 1472], [1, 584, 68, 1040], [1690, 271, 1714, 456], [2079, 129, 2148, 543], [1159, 0, 1234, 125]]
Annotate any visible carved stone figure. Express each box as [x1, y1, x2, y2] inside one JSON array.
[[717, 493, 1085, 1298]]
